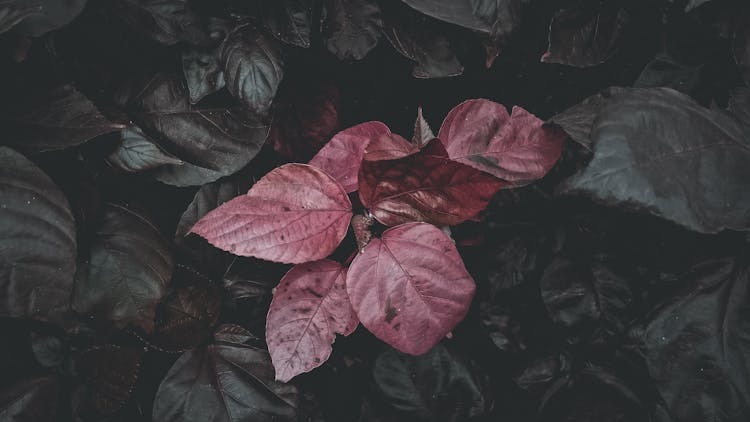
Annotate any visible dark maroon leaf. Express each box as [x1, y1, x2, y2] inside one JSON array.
[[106, 127, 184, 172], [383, 6, 463, 79], [352, 213, 374, 251], [114, 0, 211, 46], [0, 147, 76, 326], [73, 204, 174, 332], [270, 79, 342, 162], [362, 344, 491, 421], [266, 260, 357, 381], [115, 72, 270, 186], [308, 121, 390, 192], [150, 264, 222, 351], [347, 223, 476, 354], [190, 164, 353, 264], [262, 0, 313, 48], [153, 324, 298, 422], [359, 141, 506, 226], [77, 345, 145, 415], [630, 257, 750, 422], [221, 24, 285, 115], [541, 3, 629, 67], [0, 376, 61, 421], [181, 47, 225, 105], [322, 0, 383, 60], [412, 106, 435, 147], [2, 85, 124, 153], [557, 87, 750, 233], [439, 99, 567, 183]]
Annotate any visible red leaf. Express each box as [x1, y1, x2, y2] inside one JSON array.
[[271, 79, 342, 162], [438, 99, 566, 183], [309, 122, 390, 192], [266, 260, 358, 382], [358, 140, 506, 226], [347, 223, 475, 355], [363, 132, 419, 161], [190, 164, 352, 263]]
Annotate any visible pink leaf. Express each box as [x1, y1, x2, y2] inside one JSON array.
[[347, 223, 475, 355], [438, 99, 566, 183], [358, 140, 506, 226], [266, 260, 358, 382], [363, 132, 419, 161], [309, 122, 391, 192], [190, 164, 352, 264]]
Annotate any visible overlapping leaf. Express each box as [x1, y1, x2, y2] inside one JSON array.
[[73, 204, 174, 332], [266, 260, 357, 381], [438, 99, 566, 183], [359, 141, 505, 226], [114, 0, 210, 46], [221, 24, 284, 115], [2, 85, 123, 153], [308, 121, 391, 192], [261, 0, 313, 48], [191, 164, 353, 264], [556, 87, 750, 233], [115, 72, 270, 186], [322, 0, 383, 60], [153, 325, 298, 422], [347, 223, 476, 354]]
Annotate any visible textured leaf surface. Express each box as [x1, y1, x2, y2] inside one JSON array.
[[363, 132, 419, 161], [359, 141, 505, 226], [181, 47, 225, 104], [153, 325, 298, 422], [3, 85, 123, 153], [77, 345, 144, 415], [0, 147, 76, 326], [631, 257, 750, 421], [191, 164, 352, 264], [106, 127, 183, 172], [73, 204, 174, 332], [115, 73, 269, 186], [383, 5, 463, 79], [347, 223, 476, 354], [558, 87, 750, 233], [322, 0, 382, 60], [221, 25, 284, 115], [541, 4, 629, 67], [309, 121, 390, 192], [150, 265, 222, 351], [262, 0, 313, 48], [438, 99, 566, 183], [175, 174, 253, 241], [266, 260, 357, 382], [115, 0, 210, 46]]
